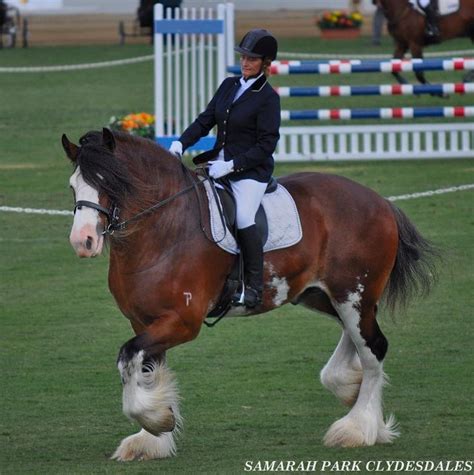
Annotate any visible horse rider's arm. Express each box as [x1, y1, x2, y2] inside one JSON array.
[[179, 77, 234, 151]]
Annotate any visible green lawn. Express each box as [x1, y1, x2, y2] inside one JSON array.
[[0, 41, 473, 474]]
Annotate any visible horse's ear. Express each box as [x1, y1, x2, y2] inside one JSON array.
[[102, 128, 116, 152], [62, 134, 79, 162]]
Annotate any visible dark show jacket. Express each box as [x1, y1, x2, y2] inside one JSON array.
[[178, 74, 281, 183]]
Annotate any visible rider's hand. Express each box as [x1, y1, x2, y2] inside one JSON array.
[[208, 160, 234, 179], [168, 141, 183, 159]]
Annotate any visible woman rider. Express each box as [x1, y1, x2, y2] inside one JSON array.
[[169, 29, 280, 308]]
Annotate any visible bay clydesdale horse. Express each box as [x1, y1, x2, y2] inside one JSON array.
[[62, 129, 437, 461]]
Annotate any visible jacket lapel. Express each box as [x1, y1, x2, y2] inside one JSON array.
[[225, 78, 241, 108], [232, 74, 268, 106]]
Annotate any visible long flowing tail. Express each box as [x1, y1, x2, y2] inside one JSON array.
[[383, 202, 440, 312]]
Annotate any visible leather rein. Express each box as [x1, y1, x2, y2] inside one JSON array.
[[73, 164, 210, 236]]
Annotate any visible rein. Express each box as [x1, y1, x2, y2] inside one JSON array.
[[74, 163, 216, 237]]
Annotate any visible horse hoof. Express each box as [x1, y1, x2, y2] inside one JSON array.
[[111, 429, 177, 461], [140, 407, 176, 436]]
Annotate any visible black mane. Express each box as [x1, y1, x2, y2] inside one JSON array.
[[76, 131, 136, 208]]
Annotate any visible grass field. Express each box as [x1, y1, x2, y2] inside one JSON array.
[[0, 39, 473, 474]]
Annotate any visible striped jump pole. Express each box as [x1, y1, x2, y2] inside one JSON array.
[[281, 106, 474, 120], [227, 58, 474, 75], [275, 82, 474, 97]]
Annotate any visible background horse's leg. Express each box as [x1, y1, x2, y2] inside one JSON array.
[[320, 330, 362, 407], [323, 291, 399, 447], [112, 343, 182, 461], [392, 43, 409, 84], [410, 45, 429, 86]]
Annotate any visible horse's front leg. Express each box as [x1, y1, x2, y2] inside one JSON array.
[[112, 311, 199, 461]]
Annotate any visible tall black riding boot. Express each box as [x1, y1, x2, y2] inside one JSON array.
[[233, 225, 264, 308], [422, 2, 440, 39]]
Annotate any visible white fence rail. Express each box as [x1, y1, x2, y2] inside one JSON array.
[[154, 3, 474, 160]]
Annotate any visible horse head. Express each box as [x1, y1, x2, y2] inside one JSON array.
[[62, 128, 127, 258]]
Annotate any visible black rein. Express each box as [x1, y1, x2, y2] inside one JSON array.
[[73, 168, 210, 236]]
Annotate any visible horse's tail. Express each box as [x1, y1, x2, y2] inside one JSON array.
[[383, 202, 440, 313]]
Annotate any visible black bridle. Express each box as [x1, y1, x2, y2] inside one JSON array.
[[73, 200, 121, 235], [73, 167, 211, 236]]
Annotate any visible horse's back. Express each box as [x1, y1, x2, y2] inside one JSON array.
[[279, 171, 392, 219]]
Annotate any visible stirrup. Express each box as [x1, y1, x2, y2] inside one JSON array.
[[231, 282, 246, 307], [243, 287, 261, 308]]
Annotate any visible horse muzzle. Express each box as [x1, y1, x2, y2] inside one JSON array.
[[70, 224, 104, 258]]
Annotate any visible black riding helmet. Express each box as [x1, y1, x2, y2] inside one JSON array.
[[234, 29, 278, 61]]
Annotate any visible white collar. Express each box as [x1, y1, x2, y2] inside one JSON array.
[[239, 73, 264, 89]]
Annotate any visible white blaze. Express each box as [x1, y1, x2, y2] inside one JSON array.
[[69, 167, 104, 257]]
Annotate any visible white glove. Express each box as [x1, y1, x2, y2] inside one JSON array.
[[169, 140, 183, 158], [208, 160, 234, 179]]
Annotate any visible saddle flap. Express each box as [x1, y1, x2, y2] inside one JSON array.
[[203, 179, 303, 256]]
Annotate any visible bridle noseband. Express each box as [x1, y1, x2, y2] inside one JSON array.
[[74, 200, 121, 235]]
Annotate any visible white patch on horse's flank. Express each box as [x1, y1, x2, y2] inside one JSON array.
[[271, 275, 289, 306], [345, 288, 364, 314]]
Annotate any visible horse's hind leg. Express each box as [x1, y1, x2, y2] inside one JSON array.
[[320, 330, 362, 406], [392, 43, 409, 84], [296, 287, 362, 406], [323, 290, 399, 447]]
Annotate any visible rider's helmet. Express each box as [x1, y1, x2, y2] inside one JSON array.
[[234, 29, 278, 61]]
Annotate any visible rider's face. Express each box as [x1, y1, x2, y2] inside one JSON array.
[[240, 55, 263, 79]]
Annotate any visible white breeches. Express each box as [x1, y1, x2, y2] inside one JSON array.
[[230, 179, 267, 229], [418, 0, 430, 8]]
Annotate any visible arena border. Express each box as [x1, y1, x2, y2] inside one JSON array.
[[1, 184, 473, 217]]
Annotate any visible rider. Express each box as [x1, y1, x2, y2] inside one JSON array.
[[169, 29, 280, 309], [418, 0, 440, 39]]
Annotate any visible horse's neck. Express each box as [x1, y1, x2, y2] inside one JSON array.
[[111, 152, 201, 257], [122, 148, 191, 205]]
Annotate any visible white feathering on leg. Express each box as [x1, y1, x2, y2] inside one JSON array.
[[113, 352, 182, 461]]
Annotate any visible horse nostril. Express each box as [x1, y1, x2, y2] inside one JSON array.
[[85, 236, 93, 250]]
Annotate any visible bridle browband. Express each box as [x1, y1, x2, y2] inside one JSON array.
[[73, 166, 210, 236]]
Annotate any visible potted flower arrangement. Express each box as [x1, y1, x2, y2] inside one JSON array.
[[109, 112, 155, 139], [316, 10, 363, 39]]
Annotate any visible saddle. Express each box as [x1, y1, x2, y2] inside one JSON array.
[[214, 176, 278, 246]]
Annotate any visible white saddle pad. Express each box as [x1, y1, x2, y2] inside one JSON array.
[[203, 180, 303, 255], [410, 0, 459, 16]]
